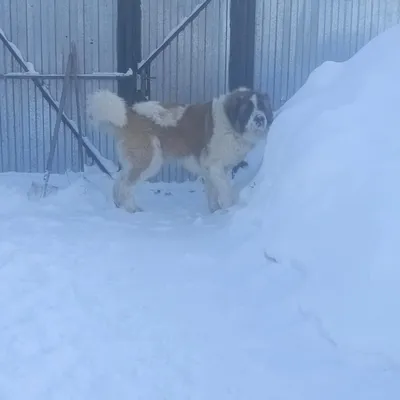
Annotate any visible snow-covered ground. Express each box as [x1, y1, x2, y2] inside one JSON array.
[[2, 24, 400, 399]]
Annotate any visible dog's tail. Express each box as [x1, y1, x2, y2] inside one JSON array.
[[86, 89, 128, 130]]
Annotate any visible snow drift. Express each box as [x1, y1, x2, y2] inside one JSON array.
[[235, 24, 400, 363], [2, 23, 400, 400]]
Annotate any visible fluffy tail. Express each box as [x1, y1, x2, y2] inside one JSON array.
[[86, 89, 128, 129]]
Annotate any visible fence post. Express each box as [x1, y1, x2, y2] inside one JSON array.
[[117, 0, 141, 104], [228, 0, 256, 91]]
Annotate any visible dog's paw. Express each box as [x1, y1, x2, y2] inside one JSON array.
[[208, 202, 221, 213], [114, 200, 143, 213], [207, 195, 220, 213], [125, 205, 143, 213], [217, 194, 234, 210]]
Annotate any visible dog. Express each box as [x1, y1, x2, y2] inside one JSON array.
[[86, 87, 273, 213]]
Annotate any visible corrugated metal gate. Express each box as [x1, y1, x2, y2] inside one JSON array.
[[140, 0, 231, 181], [0, 0, 118, 174], [0, 0, 230, 181], [1, 0, 400, 180]]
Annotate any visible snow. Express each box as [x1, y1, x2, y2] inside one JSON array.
[[89, 68, 134, 77], [0, 30, 26, 68], [235, 21, 400, 390], [2, 24, 400, 400], [25, 62, 38, 74]]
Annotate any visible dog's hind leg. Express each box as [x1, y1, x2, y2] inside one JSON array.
[[114, 136, 163, 213], [113, 168, 143, 213]]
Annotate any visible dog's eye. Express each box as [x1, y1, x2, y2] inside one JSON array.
[[241, 101, 253, 115], [257, 99, 266, 112]]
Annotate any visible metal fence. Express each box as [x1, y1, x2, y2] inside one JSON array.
[[1, 0, 400, 180], [142, 0, 230, 104], [0, 0, 118, 174], [0, 0, 230, 181], [140, 0, 230, 181], [254, 0, 400, 109]]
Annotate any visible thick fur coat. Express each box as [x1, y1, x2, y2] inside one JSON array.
[[86, 87, 273, 213]]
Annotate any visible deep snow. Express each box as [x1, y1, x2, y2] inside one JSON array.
[[1, 24, 400, 400], [235, 21, 400, 382]]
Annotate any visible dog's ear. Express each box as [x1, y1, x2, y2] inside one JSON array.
[[225, 91, 254, 133], [260, 92, 274, 126], [224, 94, 243, 130]]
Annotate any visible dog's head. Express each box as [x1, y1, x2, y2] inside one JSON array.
[[224, 87, 274, 143]]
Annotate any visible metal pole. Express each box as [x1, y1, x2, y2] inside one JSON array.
[[42, 53, 73, 197], [70, 42, 85, 174], [0, 72, 133, 80]]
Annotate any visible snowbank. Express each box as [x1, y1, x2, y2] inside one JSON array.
[[236, 24, 400, 363], [2, 23, 400, 400]]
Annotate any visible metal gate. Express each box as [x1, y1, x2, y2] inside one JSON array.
[[139, 0, 231, 182], [0, 0, 120, 175], [0, 0, 230, 182], [3, 0, 397, 180]]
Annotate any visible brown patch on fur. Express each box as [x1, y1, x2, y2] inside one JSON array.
[[157, 102, 214, 158], [117, 101, 214, 160], [223, 89, 254, 113], [116, 111, 155, 173], [223, 89, 254, 129]]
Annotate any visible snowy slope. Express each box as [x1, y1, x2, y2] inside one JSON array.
[[2, 173, 398, 400], [1, 24, 400, 400], [235, 23, 400, 371]]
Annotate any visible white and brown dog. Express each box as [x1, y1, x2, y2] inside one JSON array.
[[86, 87, 273, 213]]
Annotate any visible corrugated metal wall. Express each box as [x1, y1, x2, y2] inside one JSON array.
[[0, 0, 118, 174], [0, 0, 229, 182], [2, 0, 400, 179], [254, 0, 400, 110], [141, 0, 231, 182], [142, 0, 230, 104]]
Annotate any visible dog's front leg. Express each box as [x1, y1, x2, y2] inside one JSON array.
[[207, 165, 234, 210], [204, 177, 220, 213]]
